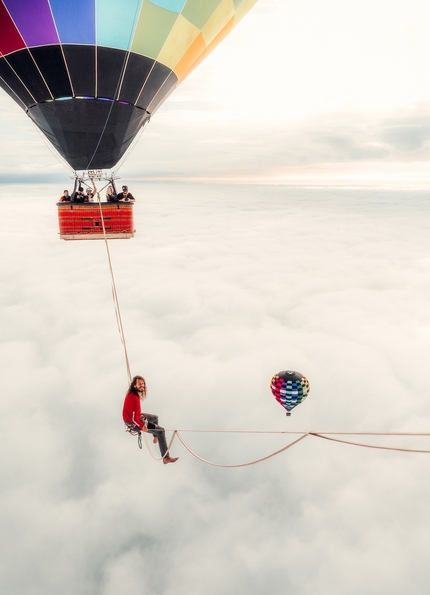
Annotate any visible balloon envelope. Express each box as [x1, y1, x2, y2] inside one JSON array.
[[0, 0, 257, 170], [270, 370, 310, 415]]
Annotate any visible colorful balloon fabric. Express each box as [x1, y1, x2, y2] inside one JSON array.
[[270, 371, 310, 416], [0, 0, 258, 170]]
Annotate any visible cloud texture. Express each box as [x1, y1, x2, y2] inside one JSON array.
[[1, 182, 430, 594]]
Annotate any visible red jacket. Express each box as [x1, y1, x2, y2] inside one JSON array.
[[122, 392, 144, 430]]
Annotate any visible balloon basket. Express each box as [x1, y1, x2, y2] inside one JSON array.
[[57, 202, 135, 240]]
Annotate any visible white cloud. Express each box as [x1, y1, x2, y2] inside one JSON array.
[[1, 182, 430, 593]]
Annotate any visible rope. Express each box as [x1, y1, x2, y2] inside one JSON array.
[[97, 192, 132, 383], [309, 432, 430, 454], [136, 429, 430, 466], [142, 430, 178, 461], [165, 430, 430, 437], [175, 431, 309, 468]]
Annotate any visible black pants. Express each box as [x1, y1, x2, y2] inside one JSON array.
[[143, 413, 169, 457]]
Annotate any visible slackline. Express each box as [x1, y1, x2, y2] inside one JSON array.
[[138, 430, 430, 468]]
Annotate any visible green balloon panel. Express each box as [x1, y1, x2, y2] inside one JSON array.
[[0, 0, 258, 82]]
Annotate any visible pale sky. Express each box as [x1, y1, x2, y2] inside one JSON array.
[[2, 0, 430, 185]]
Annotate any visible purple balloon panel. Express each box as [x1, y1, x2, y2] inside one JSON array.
[[0, 1, 26, 55], [3, 0, 59, 46]]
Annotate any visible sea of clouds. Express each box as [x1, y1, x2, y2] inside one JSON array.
[[0, 182, 430, 594]]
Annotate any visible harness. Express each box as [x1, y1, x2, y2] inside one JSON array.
[[125, 423, 142, 449]]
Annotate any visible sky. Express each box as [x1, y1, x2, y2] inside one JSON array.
[[2, 0, 430, 184], [2, 1, 430, 594]]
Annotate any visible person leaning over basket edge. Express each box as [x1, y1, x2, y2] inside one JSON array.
[[117, 185, 135, 203]]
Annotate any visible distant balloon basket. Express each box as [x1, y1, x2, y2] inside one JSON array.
[[270, 371, 310, 416]]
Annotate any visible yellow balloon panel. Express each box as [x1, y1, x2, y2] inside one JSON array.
[[157, 14, 201, 69], [130, 0, 258, 82], [178, 17, 234, 82], [173, 32, 207, 81], [202, 0, 236, 46]]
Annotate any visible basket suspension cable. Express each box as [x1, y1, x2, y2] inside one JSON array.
[[113, 118, 149, 176], [33, 122, 75, 174]]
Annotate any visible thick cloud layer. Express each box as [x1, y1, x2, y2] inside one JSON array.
[[1, 183, 430, 594]]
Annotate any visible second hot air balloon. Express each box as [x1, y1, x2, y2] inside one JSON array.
[[271, 371, 310, 416]]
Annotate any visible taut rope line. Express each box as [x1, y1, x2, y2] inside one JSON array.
[[141, 429, 430, 467], [97, 192, 132, 383], [309, 432, 430, 454]]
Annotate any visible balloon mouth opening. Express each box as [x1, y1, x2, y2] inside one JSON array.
[[40, 96, 135, 108]]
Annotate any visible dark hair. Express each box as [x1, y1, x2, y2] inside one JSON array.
[[127, 375, 147, 399], [63, 189, 69, 193], [78, 186, 83, 191]]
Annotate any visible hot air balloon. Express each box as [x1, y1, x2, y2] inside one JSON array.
[[56, 172, 136, 240], [270, 371, 310, 416], [0, 0, 258, 171]]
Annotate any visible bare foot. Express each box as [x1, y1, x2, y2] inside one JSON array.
[[153, 436, 158, 444], [163, 456, 179, 465]]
